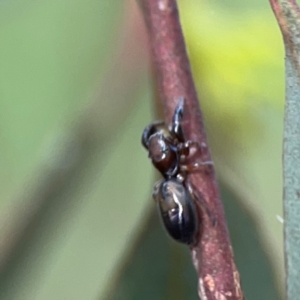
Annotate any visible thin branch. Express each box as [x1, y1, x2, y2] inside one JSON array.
[[137, 0, 244, 299], [270, 1, 300, 299]]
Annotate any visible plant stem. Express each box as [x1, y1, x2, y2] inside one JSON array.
[[138, 0, 244, 299]]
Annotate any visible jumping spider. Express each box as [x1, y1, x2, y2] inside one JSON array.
[[142, 97, 213, 245]]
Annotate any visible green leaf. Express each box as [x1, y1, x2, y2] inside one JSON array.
[[104, 210, 198, 300], [270, 1, 300, 298], [221, 183, 281, 300]]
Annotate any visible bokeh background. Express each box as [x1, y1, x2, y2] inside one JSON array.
[[0, 0, 284, 299]]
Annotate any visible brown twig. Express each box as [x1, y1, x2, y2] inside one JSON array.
[[137, 0, 244, 299]]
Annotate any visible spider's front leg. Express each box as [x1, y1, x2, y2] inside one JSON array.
[[177, 138, 213, 173], [178, 140, 209, 158]]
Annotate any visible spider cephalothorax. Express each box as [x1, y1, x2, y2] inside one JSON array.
[[142, 97, 201, 180]]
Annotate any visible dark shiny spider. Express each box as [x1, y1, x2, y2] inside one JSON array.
[[141, 97, 213, 245]]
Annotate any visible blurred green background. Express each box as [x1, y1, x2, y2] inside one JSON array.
[[0, 0, 284, 299]]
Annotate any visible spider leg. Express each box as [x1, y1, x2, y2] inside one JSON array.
[[180, 161, 214, 173], [177, 140, 208, 157]]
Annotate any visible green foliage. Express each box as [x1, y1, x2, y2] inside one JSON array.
[[180, 0, 284, 148], [272, 1, 300, 298]]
